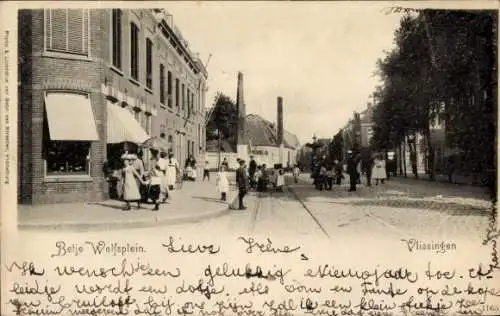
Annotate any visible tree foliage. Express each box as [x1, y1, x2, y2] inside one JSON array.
[[371, 9, 497, 180], [206, 92, 238, 148]]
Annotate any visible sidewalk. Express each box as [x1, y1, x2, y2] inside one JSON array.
[[18, 174, 237, 231]]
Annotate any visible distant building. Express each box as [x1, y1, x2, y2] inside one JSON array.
[[359, 105, 374, 147], [245, 114, 300, 167]]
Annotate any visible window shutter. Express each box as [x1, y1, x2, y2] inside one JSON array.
[[51, 9, 68, 52], [67, 9, 83, 54]]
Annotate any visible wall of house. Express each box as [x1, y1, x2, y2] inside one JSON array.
[[18, 8, 207, 204], [18, 9, 108, 204]]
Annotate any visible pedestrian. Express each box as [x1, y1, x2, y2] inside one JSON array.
[[216, 165, 229, 201], [326, 165, 334, 190], [372, 153, 387, 185], [334, 160, 343, 185], [147, 165, 163, 211], [292, 164, 300, 183], [364, 155, 373, 187], [261, 164, 269, 192], [122, 154, 145, 211], [248, 156, 257, 188], [346, 151, 358, 192], [166, 152, 180, 191], [156, 151, 169, 202], [255, 166, 263, 191], [319, 164, 327, 191], [203, 160, 210, 181], [356, 154, 362, 185], [235, 159, 249, 210], [221, 157, 229, 170], [276, 168, 285, 192], [133, 150, 147, 202]]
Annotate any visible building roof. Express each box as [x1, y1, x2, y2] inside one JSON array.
[[245, 114, 300, 149]]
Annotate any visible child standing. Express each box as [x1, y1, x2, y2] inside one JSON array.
[[292, 165, 300, 183], [148, 165, 163, 211], [326, 166, 334, 190], [216, 165, 229, 201], [203, 160, 210, 181], [276, 169, 285, 192]]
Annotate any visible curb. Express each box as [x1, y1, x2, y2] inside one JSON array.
[[18, 200, 236, 232]]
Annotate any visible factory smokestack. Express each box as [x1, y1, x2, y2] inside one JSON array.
[[236, 72, 246, 145], [277, 96, 284, 146]]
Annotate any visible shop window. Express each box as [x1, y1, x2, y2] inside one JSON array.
[[44, 141, 91, 175], [44, 9, 90, 56], [111, 9, 122, 68], [130, 22, 139, 80]]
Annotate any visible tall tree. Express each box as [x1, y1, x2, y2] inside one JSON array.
[[370, 9, 497, 183], [206, 92, 238, 149]]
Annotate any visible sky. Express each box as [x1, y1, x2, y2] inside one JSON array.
[[165, 2, 404, 145]]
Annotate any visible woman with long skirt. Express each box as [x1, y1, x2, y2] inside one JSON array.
[[122, 155, 145, 211]]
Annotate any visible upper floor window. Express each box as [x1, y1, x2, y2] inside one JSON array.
[[167, 71, 173, 107], [159, 64, 165, 104], [130, 22, 139, 81], [111, 9, 122, 69], [44, 9, 90, 56], [181, 84, 185, 110], [146, 38, 153, 89], [175, 78, 180, 109]]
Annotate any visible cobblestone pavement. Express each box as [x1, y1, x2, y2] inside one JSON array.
[[19, 173, 493, 246], [85, 173, 492, 245]]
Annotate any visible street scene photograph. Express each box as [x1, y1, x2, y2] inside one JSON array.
[[14, 3, 497, 244]]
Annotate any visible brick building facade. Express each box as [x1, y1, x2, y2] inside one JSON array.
[[18, 8, 208, 204]]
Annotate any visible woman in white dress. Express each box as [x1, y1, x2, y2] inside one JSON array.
[[216, 165, 229, 201], [122, 155, 145, 211], [371, 154, 387, 185], [166, 153, 180, 190]]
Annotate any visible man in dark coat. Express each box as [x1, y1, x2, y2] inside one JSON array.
[[363, 155, 373, 187], [248, 156, 257, 188], [346, 151, 357, 192], [236, 159, 249, 210]]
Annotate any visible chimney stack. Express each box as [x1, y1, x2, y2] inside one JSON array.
[[277, 97, 284, 146], [236, 72, 246, 145]]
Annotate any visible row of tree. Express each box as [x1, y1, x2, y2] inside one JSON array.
[[370, 9, 497, 183]]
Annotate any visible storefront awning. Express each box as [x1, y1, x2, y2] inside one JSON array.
[[107, 102, 149, 144], [45, 92, 99, 141]]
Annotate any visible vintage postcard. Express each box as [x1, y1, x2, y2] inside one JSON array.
[[1, 1, 499, 315]]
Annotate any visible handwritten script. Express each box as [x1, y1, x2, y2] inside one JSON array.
[[4, 235, 500, 316]]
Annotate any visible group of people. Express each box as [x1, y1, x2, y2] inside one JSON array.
[[119, 149, 180, 211], [214, 158, 250, 210], [213, 156, 291, 210], [312, 151, 388, 192]]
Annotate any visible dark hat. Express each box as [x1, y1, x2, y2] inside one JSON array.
[[239, 159, 246, 165]]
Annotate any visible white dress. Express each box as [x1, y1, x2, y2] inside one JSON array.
[[166, 158, 179, 188], [156, 158, 168, 194], [216, 171, 229, 193], [276, 174, 285, 187], [372, 159, 387, 180]]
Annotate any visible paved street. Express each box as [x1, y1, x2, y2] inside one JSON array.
[[167, 173, 492, 242], [23, 173, 492, 245]]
